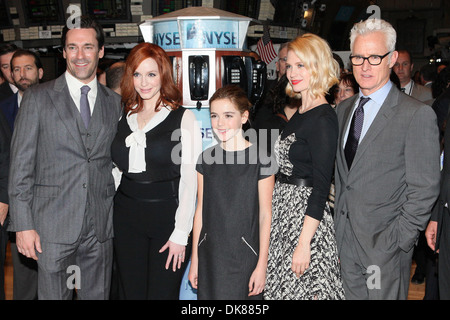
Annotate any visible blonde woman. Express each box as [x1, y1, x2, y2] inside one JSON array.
[[264, 33, 345, 300]]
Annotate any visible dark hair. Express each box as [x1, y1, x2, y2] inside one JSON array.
[[209, 85, 251, 115], [61, 15, 105, 49], [340, 73, 359, 94], [333, 53, 344, 71], [420, 63, 437, 83], [390, 71, 401, 89], [106, 61, 125, 90], [432, 66, 450, 99], [397, 49, 413, 64], [269, 75, 301, 114], [11, 49, 43, 70], [0, 43, 18, 57], [121, 42, 181, 114]]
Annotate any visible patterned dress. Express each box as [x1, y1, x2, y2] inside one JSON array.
[[264, 105, 345, 300]]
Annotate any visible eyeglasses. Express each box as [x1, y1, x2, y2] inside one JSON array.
[[349, 52, 391, 66]]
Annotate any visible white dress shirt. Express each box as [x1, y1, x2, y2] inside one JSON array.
[[9, 83, 18, 94], [401, 79, 413, 96], [65, 71, 97, 114]]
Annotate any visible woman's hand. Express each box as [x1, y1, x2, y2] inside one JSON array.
[[291, 241, 311, 278], [159, 240, 186, 272]]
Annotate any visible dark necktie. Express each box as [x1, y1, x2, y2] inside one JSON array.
[[344, 97, 370, 169], [401, 88, 406, 92], [80, 85, 91, 129]]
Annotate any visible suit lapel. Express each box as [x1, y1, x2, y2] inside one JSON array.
[[350, 86, 400, 170], [48, 75, 86, 154]]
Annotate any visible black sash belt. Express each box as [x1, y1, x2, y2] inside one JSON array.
[[119, 175, 179, 203], [276, 173, 313, 187]]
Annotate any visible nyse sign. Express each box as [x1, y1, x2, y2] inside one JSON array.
[[153, 19, 240, 50], [153, 21, 181, 50]]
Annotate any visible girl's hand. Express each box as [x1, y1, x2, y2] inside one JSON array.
[[248, 266, 266, 296], [188, 260, 198, 289], [291, 242, 311, 278], [159, 240, 186, 272]]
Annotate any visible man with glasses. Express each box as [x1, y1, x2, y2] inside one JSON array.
[[333, 18, 440, 299], [275, 42, 288, 80]]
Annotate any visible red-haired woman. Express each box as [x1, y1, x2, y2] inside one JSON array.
[[111, 42, 202, 299]]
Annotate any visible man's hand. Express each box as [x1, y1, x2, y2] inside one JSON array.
[[425, 221, 438, 253], [16, 230, 42, 260], [0, 202, 8, 226]]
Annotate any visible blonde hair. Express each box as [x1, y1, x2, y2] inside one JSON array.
[[285, 33, 339, 100]]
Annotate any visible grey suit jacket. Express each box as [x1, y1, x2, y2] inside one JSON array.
[[411, 81, 433, 105], [334, 85, 440, 266], [8, 74, 121, 244]]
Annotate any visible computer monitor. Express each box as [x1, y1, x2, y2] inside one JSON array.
[[83, 0, 131, 24], [22, 0, 64, 26]]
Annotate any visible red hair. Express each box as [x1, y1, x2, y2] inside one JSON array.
[[121, 42, 181, 114]]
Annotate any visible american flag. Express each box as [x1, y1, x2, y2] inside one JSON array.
[[257, 24, 277, 64]]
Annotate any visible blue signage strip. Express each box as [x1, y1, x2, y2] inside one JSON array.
[[152, 19, 240, 50], [153, 20, 181, 50], [181, 19, 239, 49]]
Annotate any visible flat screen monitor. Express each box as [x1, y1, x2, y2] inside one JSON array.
[[22, 0, 64, 26], [83, 0, 131, 24], [152, 0, 201, 17]]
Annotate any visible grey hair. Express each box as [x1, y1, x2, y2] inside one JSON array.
[[350, 18, 396, 62]]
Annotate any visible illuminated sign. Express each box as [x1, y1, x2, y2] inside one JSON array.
[[180, 20, 239, 49], [150, 19, 240, 50]]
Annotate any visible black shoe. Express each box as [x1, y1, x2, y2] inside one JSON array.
[[411, 273, 425, 285]]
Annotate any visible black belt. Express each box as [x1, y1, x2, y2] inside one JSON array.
[[122, 174, 180, 184], [118, 188, 176, 203], [276, 173, 313, 187], [119, 175, 179, 204]]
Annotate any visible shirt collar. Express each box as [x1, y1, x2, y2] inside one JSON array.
[[359, 80, 393, 106], [65, 71, 98, 95], [9, 83, 18, 93], [402, 79, 413, 93]]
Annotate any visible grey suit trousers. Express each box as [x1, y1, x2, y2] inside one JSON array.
[[340, 219, 413, 300], [36, 210, 112, 300]]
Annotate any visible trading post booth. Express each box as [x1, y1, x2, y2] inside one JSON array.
[[139, 7, 266, 150]]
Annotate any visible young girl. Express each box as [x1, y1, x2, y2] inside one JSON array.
[[188, 85, 276, 300]]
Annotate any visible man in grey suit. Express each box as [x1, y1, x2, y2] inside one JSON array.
[[393, 49, 433, 104], [7, 16, 121, 299], [334, 18, 441, 300]]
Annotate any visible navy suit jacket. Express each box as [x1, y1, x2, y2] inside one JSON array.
[[0, 82, 14, 103], [0, 108, 11, 205], [0, 93, 19, 131]]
